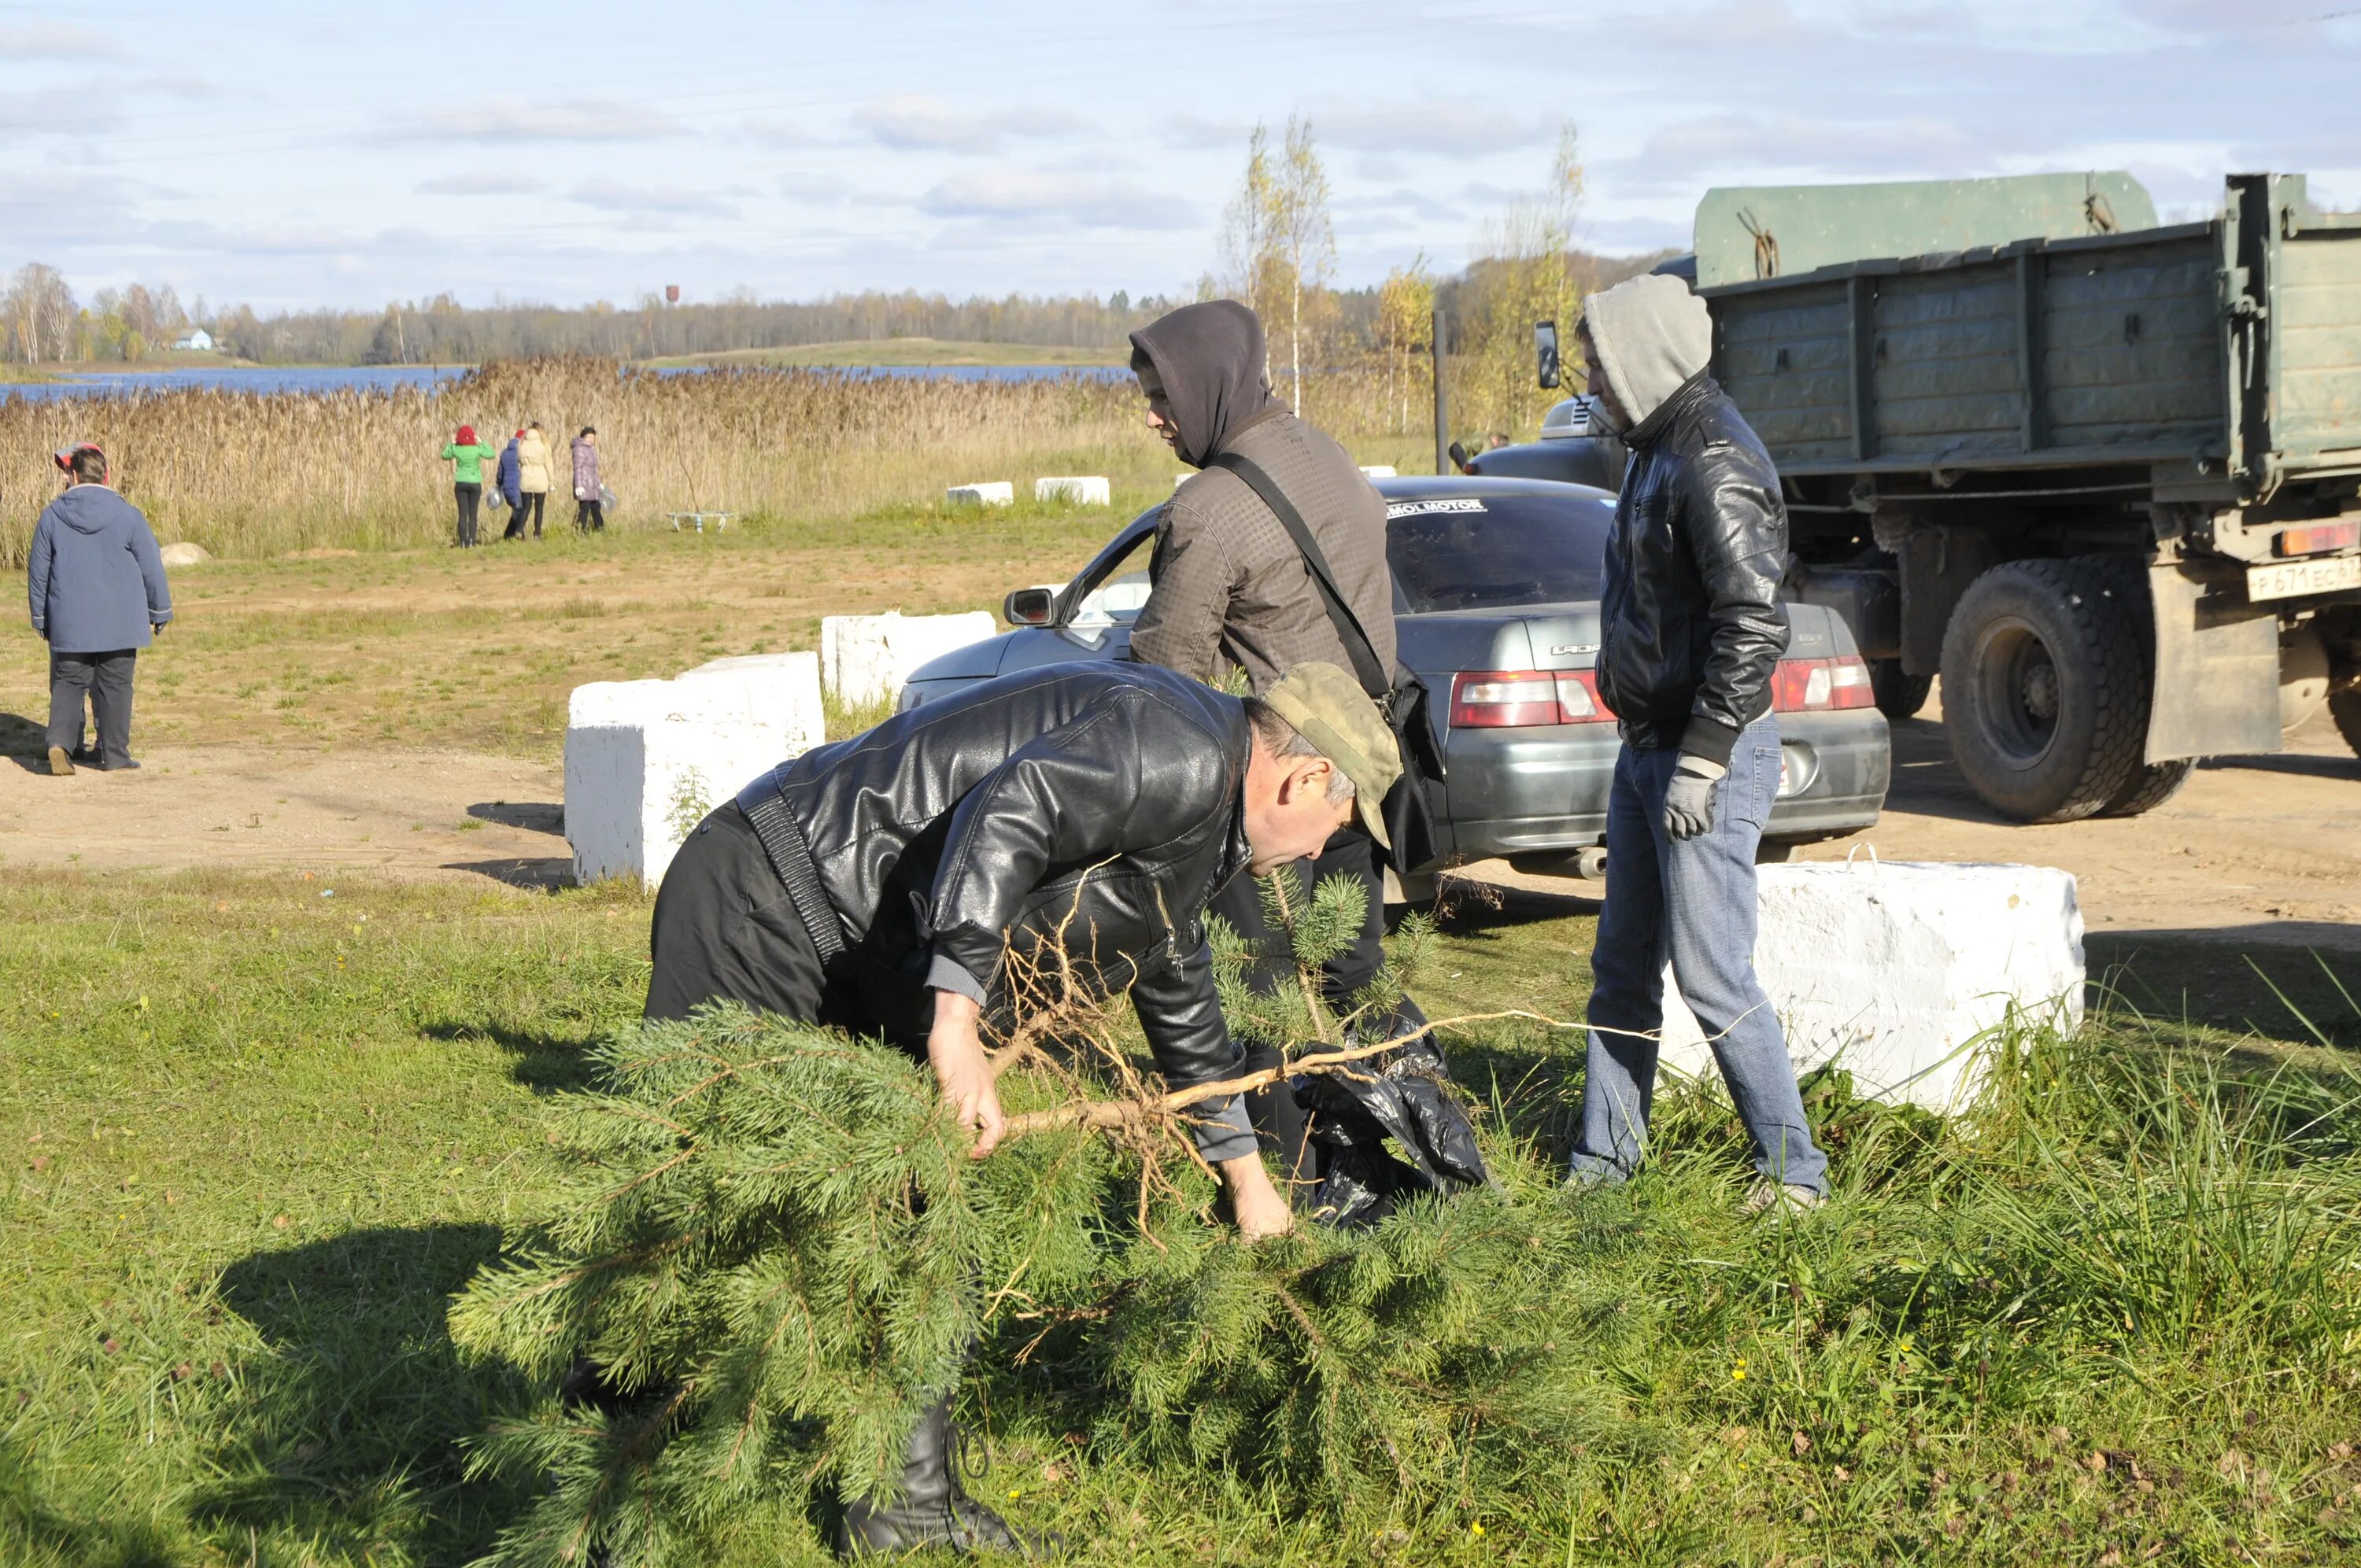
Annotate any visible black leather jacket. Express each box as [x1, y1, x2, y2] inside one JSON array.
[[735, 663, 1253, 1089], [1595, 373, 1790, 765]]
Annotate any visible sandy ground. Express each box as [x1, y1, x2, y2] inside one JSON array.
[[6, 693, 2359, 947]]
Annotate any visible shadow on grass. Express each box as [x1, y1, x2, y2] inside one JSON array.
[[0, 712, 54, 773], [0, 1434, 177, 1568], [445, 855, 577, 891], [466, 800, 564, 835], [420, 1018, 606, 1092], [199, 1224, 532, 1564], [2089, 930, 2361, 1051]]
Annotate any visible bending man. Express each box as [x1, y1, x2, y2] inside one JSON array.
[[1566, 274, 1830, 1213], [648, 659, 1398, 1555]]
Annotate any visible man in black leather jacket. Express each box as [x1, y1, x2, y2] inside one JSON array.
[[644, 658, 1399, 1556], [1565, 275, 1830, 1216]]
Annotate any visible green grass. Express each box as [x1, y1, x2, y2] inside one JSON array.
[[5, 869, 2360, 1565]]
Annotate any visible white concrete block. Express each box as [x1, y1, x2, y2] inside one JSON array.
[[1358, 465, 1397, 479], [1656, 860, 2084, 1113], [563, 670, 818, 888], [946, 481, 1014, 507], [158, 541, 212, 566], [1034, 475, 1111, 505], [679, 651, 825, 754], [821, 611, 999, 707]]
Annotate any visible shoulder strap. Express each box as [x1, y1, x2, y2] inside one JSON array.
[[1204, 451, 1389, 699]]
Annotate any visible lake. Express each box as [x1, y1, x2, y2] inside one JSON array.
[[1, 362, 1126, 403]]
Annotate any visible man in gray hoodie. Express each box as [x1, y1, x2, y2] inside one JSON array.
[[26, 443, 172, 775], [1566, 275, 1829, 1215]]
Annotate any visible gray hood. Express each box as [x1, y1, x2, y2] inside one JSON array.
[[1580, 273, 1712, 434], [1127, 300, 1280, 468], [52, 483, 127, 535]]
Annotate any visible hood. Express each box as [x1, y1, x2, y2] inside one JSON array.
[[1127, 299, 1280, 468], [51, 484, 132, 536], [1580, 273, 1711, 434], [571, 436, 593, 451]]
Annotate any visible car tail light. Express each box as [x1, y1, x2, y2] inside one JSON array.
[[2275, 522, 2359, 558], [1772, 655, 1875, 712], [1450, 670, 1616, 728]]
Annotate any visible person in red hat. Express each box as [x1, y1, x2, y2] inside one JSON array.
[[439, 423, 499, 547]]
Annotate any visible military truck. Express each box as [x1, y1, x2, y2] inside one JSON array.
[[1478, 172, 2361, 823]]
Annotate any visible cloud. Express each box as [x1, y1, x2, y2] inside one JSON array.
[[1306, 100, 1554, 157], [778, 171, 852, 202], [416, 172, 545, 196], [568, 180, 737, 219], [918, 170, 1195, 230], [0, 23, 124, 59], [852, 94, 1093, 153], [0, 88, 121, 137], [388, 101, 684, 143], [743, 116, 815, 147], [1616, 111, 1986, 185], [1161, 113, 1250, 150]]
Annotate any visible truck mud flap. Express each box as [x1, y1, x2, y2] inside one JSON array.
[[2146, 560, 2281, 763]]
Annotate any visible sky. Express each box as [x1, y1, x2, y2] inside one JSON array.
[[4, 0, 2359, 315]]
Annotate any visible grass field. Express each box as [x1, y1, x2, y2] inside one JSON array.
[[0, 496, 1150, 762], [5, 868, 2361, 1565], [643, 339, 1126, 370]]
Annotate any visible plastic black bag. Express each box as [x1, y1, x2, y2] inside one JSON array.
[[1295, 1001, 1490, 1230]]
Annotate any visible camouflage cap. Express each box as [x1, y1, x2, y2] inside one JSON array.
[[1262, 662, 1402, 849]]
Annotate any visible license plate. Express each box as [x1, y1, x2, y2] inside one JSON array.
[[2248, 553, 2361, 602]]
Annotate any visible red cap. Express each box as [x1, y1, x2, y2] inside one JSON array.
[[456, 424, 476, 444]]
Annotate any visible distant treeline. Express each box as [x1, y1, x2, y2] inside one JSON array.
[[6, 253, 1674, 370]]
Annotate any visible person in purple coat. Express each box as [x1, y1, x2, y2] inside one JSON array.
[[25, 443, 173, 775], [569, 426, 605, 533]]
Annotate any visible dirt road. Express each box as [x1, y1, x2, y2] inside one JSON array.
[[6, 692, 2359, 948]]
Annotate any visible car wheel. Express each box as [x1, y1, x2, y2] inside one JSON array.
[[1867, 659, 1933, 721], [1940, 557, 2151, 823]]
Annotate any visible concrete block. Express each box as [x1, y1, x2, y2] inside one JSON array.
[[1035, 475, 1111, 505], [158, 541, 212, 567], [1656, 860, 2084, 1113], [1358, 465, 1398, 479], [821, 611, 999, 707], [564, 672, 815, 888], [946, 481, 1014, 507], [679, 651, 824, 754]]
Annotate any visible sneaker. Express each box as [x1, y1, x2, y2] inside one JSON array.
[[46, 746, 72, 777], [1742, 1180, 1826, 1217], [101, 758, 142, 773]]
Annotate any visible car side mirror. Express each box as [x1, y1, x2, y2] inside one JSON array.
[[1535, 319, 1561, 389], [1003, 586, 1056, 626]]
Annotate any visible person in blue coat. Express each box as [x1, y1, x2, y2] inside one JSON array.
[[496, 430, 527, 541], [26, 443, 173, 775]]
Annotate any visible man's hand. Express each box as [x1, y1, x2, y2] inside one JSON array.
[[926, 991, 1006, 1159], [1662, 755, 1724, 841], [1217, 1152, 1293, 1241]]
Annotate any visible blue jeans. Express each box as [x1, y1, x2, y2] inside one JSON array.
[[1568, 719, 1829, 1195]]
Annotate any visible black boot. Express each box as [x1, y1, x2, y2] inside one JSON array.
[[833, 1391, 1048, 1559]]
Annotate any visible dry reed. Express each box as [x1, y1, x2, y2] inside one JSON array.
[[0, 356, 1502, 568], [0, 358, 1169, 566]]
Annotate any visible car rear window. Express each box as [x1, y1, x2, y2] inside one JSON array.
[[1386, 493, 1614, 613]]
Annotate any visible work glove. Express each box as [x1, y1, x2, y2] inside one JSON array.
[[1661, 754, 1725, 842]]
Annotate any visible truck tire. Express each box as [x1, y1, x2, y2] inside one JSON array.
[[2099, 758, 2195, 816], [2331, 686, 2361, 759], [1940, 557, 2151, 823], [1868, 659, 1933, 720]]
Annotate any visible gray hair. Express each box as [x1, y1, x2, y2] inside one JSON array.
[[1242, 696, 1356, 806]]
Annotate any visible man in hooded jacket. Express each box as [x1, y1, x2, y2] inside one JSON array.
[[1565, 274, 1830, 1214], [27, 443, 172, 775], [1125, 300, 1484, 1226]]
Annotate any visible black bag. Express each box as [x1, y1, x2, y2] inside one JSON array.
[[1204, 452, 1447, 873]]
